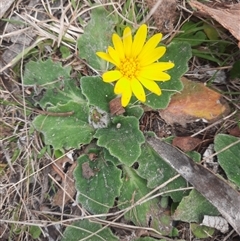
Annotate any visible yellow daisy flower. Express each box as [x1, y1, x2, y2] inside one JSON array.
[[96, 24, 175, 107]]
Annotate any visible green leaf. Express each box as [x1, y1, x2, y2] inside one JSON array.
[[81, 76, 115, 112], [81, 76, 144, 119], [94, 116, 145, 166], [60, 45, 71, 59], [214, 134, 240, 188], [62, 219, 118, 241], [39, 79, 86, 108], [191, 223, 215, 239], [77, 7, 117, 70], [29, 226, 41, 239], [177, 31, 207, 46], [119, 165, 173, 235], [175, 21, 207, 46], [103, 148, 121, 166], [186, 151, 201, 163], [74, 154, 122, 215], [23, 59, 71, 87], [203, 23, 219, 40], [137, 143, 188, 202], [192, 49, 222, 65], [125, 105, 144, 119], [145, 42, 191, 109], [230, 60, 240, 78], [173, 189, 219, 223], [33, 101, 94, 149]]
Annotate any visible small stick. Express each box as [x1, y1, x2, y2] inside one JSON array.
[[33, 109, 74, 117]]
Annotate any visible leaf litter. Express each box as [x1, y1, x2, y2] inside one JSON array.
[[3, 1, 240, 241]]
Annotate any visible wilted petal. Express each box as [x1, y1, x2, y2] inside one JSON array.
[[132, 24, 147, 57], [139, 46, 166, 66], [131, 78, 146, 102], [123, 27, 132, 57], [102, 70, 122, 83]]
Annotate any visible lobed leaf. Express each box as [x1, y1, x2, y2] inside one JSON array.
[[74, 154, 122, 215], [119, 165, 173, 235], [23, 59, 71, 87], [214, 134, 240, 188], [94, 116, 145, 166], [81, 76, 115, 112], [137, 143, 188, 202], [77, 7, 117, 70], [33, 101, 94, 149], [39, 79, 86, 108], [173, 189, 219, 223], [62, 219, 118, 241]]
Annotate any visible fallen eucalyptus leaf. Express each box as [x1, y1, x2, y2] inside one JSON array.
[[159, 77, 230, 126]]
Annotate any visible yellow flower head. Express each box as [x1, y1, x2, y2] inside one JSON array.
[[96, 24, 175, 107]]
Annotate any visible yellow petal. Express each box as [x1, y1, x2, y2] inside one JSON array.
[[154, 72, 171, 81], [121, 88, 132, 107], [114, 77, 130, 94], [139, 62, 174, 81], [114, 77, 132, 106], [139, 46, 166, 66], [102, 70, 122, 83], [131, 78, 146, 102], [123, 27, 132, 57], [139, 70, 171, 81], [108, 46, 121, 67], [112, 33, 125, 60], [138, 33, 162, 59], [138, 77, 161, 95], [96, 52, 117, 66], [132, 24, 147, 57], [151, 62, 175, 71], [141, 62, 175, 73]]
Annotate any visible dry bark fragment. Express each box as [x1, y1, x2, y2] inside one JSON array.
[[147, 136, 240, 235], [189, 0, 240, 48]]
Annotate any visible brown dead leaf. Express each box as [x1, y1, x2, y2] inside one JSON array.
[[159, 77, 230, 126], [135, 229, 149, 238], [228, 126, 240, 137], [52, 162, 77, 207], [109, 97, 125, 116], [189, 0, 240, 48], [172, 136, 202, 152], [82, 162, 95, 179], [145, 0, 178, 33]]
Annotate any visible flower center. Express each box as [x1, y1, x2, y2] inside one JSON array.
[[120, 58, 140, 79]]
